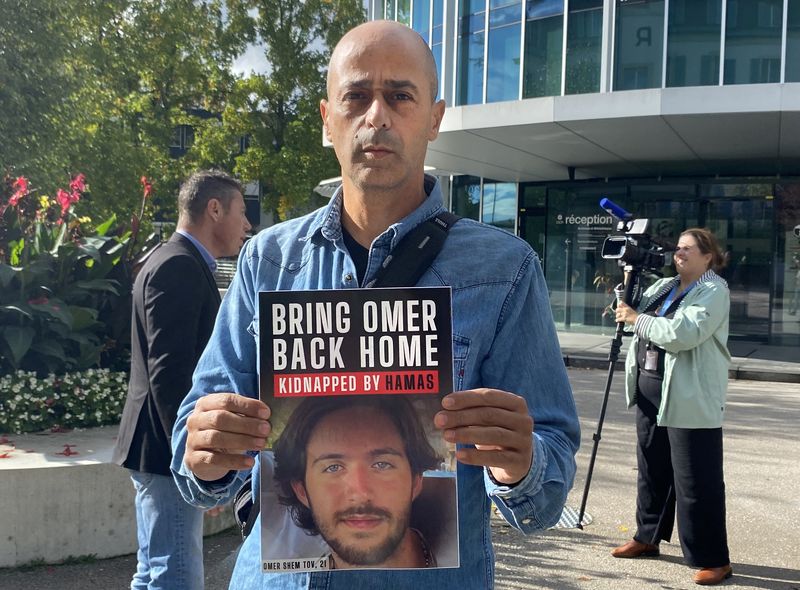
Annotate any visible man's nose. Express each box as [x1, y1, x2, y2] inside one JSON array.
[[344, 465, 373, 499], [365, 96, 390, 129]]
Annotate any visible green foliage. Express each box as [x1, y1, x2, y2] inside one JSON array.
[[0, 174, 151, 375], [189, 0, 365, 220], [1, 0, 364, 228], [1, 0, 251, 223], [0, 368, 127, 434]]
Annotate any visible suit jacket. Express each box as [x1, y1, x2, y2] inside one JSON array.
[[113, 233, 222, 475]]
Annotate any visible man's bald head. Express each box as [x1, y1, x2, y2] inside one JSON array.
[[327, 20, 439, 103]]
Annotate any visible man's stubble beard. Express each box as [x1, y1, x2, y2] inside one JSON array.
[[311, 500, 412, 567]]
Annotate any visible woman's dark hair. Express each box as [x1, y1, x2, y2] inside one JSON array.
[[681, 227, 726, 272], [273, 395, 442, 534]]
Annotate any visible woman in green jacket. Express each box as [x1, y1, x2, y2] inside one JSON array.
[[611, 228, 732, 586]]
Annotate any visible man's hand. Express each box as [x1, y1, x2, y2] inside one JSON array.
[[434, 388, 533, 485], [184, 393, 271, 482]]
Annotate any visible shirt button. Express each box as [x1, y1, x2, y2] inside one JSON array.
[[344, 273, 353, 282], [522, 518, 532, 525]]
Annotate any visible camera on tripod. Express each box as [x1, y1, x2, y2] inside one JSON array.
[[599, 198, 672, 272]]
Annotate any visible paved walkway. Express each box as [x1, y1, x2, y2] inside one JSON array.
[[558, 331, 799, 383]]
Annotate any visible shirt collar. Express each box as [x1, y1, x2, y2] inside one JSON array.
[[308, 174, 445, 249], [175, 229, 217, 273]]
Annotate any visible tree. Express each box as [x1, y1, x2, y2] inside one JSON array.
[[190, 0, 365, 219], [0, 1, 79, 190], [1, 0, 364, 225], [1, 1, 251, 222]]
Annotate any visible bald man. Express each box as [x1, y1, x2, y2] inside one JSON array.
[[171, 20, 580, 589]]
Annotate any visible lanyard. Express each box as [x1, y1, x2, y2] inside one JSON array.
[[657, 281, 695, 317]]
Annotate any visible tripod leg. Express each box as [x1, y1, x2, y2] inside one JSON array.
[[576, 269, 639, 529]]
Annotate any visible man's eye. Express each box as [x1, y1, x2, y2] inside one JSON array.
[[373, 461, 394, 470], [392, 93, 412, 101], [343, 92, 366, 101], [322, 464, 343, 473]]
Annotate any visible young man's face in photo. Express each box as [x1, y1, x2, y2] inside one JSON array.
[[291, 405, 423, 568]]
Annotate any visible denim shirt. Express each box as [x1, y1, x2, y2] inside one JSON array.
[[171, 176, 580, 590]]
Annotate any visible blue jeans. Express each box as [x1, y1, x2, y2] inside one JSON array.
[[130, 470, 205, 590]]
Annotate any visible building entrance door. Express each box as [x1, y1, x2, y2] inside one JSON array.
[[702, 193, 774, 341]]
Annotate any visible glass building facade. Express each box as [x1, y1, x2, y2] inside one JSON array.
[[370, 0, 800, 348], [374, 0, 800, 98]]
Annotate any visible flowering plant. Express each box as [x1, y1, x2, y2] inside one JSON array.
[[0, 368, 127, 434], [0, 173, 153, 375]]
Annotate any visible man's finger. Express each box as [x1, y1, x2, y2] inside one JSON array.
[[453, 446, 522, 469], [189, 427, 267, 455], [195, 392, 269, 419], [443, 425, 527, 449], [188, 407, 270, 439], [442, 388, 528, 412], [185, 449, 255, 474], [435, 406, 533, 432]]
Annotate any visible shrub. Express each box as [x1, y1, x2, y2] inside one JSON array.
[[0, 368, 128, 434], [0, 173, 155, 375]]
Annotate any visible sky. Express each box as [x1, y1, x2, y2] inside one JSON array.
[[232, 42, 270, 76]]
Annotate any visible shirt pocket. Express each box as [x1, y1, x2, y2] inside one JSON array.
[[452, 333, 470, 391]]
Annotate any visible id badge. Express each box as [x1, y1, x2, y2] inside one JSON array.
[[645, 349, 659, 371]]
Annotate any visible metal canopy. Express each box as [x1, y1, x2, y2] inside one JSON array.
[[427, 83, 800, 183]]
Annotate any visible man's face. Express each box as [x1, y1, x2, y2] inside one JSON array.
[[320, 30, 445, 195], [291, 406, 423, 568], [213, 191, 251, 257]]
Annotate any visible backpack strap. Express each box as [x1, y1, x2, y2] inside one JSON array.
[[365, 211, 460, 288]]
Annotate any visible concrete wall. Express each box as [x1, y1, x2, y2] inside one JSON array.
[[0, 443, 235, 568]]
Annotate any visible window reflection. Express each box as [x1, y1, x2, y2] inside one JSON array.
[[524, 0, 564, 97], [666, 0, 721, 87], [565, 0, 603, 94], [487, 2, 522, 103], [482, 181, 517, 231], [458, 0, 486, 105], [723, 0, 783, 84], [451, 176, 482, 220], [412, 0, 431, 43], [614, 0, 665, 90], [396, 0, 410, 24], [785, 1, 800, 82]]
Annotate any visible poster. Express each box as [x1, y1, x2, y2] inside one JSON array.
[[257, 287, 459, 573]]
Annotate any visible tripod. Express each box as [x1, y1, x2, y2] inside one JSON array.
[[576, 265, 642, 529]]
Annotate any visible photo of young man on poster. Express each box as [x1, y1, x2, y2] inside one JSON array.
[[270, 395, 455, 570]]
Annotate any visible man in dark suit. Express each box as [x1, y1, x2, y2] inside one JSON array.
[[113, 169, 251, 590]]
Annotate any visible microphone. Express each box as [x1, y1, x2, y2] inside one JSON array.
[[600, 198, 633, 221]]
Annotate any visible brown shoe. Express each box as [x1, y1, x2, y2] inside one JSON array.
[[611, 539, 660, 558], [693, 565, 732, 585]]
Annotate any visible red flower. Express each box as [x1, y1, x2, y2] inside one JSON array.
[[8, 176, 29, 207], [28, 296, 49, 305], [56, 188, 72, 216], [69, 173, 86, 194], [140, 176, 153, 199], [12, 176, 28, 193]]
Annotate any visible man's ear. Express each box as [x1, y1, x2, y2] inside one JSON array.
[[291, 480, 310, 508], [320, 99, 332, 142], [206, 197, 222, 222], [411, 473, 424, 501], [427, 99, 446, 142]]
